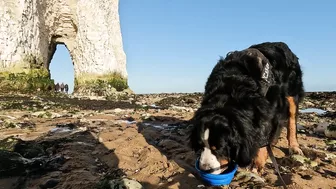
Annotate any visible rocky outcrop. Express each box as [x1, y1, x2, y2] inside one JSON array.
[[0, 0, 128, 95]]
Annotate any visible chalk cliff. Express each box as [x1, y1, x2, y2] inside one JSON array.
[[0, 0, 128, 95]]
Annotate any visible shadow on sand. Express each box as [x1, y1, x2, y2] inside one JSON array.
[[0, 124, 162, 189], [136, 115, 210, 189]]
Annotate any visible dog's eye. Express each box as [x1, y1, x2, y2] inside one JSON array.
[[212, 151, 218, 156], [195, 149, 203, 156]]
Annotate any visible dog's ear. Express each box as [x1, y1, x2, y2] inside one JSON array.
[[234, 139, 259, 167], [189, 123, 202, 151], [244, 50, 272, 81], [215, 127, 257, 167], [188, 115, 207, 152], [246, 52, 263, 68]]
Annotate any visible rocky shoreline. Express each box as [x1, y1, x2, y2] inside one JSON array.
[[0, 91, 335, 189]]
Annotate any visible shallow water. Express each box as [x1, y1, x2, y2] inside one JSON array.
[[49, 126, 87, 134], [140, 104, 161, 109], [117, 119, 178, 130], [50, 127, 73, 133], [143, 123, 178, 130], [117, 120, 137, 124], [299, 108, 327, 115]]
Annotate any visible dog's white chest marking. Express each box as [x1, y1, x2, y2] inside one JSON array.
[[199, 128, 222, 174]]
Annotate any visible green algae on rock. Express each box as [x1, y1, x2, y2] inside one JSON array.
[[0, 137, 20, 151], [0, 60, 130, 96], [0, 68, 54, 93], [0, 136, 45, 158], [74, 72, 129, 96]]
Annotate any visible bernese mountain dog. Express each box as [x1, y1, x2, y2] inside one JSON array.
[[189, 42, 305, 174]]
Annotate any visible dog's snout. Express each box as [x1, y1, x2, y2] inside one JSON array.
[[199, 162, 211, 170]]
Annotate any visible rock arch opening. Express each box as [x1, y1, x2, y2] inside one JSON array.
[[48, 44, 75, 94]]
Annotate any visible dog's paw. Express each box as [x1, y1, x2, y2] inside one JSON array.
[[251, 167, 265, 176], [245, 167, 251, 172], [249, 164, 264, 176], [289, 145, 303, 156]]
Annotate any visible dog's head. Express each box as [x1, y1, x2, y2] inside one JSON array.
[[189, 106, 262, 174]]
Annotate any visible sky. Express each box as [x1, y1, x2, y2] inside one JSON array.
[[50, 0, 336, 94]]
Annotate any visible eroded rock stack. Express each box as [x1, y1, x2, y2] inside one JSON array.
[[0, 0, 128, 95]]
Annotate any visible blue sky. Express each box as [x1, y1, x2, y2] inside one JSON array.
[[50, 0, 335, 94]]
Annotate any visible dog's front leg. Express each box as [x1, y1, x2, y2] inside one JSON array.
[[286, 96, 303, 155], [250, 147, 268, 175]]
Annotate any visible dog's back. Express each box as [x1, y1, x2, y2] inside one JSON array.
[[247, 42, 305, 149]]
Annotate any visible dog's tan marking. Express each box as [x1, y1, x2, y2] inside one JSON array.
[[252, 147, 268, 174], [286, 96, 303, 155], [219, 159, 229, 166], [211, 146, 217, 151]]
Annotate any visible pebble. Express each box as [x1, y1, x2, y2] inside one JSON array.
[[301, 175, 313, 180], [331, 158, 336, 166], [39, 179, 60, 189], [325, 124, 336, 138], [314, 122, 329, 134], [234, 171, 265, 183], [304, 101, 315, 107], [291, 155, 308, 165], [108, 178, 144, 189], [325, 140, 336, 145], [326, 107, 333, 111], [49, 171, 62, 178], [113, 108, 123, 113], [310, 161, 319, 167]]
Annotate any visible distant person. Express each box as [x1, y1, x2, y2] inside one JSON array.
[[55, 83, 60, 92], [64, 84, 69, 94], [47, 83, 53, 91], [60, 82, 65, 92]]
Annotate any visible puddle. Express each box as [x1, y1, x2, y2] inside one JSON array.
[[143, 123, 178, 130], [141, 104, 161, 109], [76, 141, 95, 147], [117, 120, 179, 131], [299, 108, 327, 115], [117, 120, 137, 124], [149, 104, 161, 108], [49, 124, 87, 134], [50, 127, 73, 133]]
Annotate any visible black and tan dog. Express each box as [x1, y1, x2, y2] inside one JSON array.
[[190, 42, 305, 175]]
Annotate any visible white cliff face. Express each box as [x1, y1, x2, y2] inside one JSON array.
[[75, 0, 127, 79], [0, 0, 127, 78]]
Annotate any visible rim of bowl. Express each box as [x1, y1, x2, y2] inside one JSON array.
[[195, 158, 238, 176]]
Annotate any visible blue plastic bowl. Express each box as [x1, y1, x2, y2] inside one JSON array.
[[195, 158, 238, 186]]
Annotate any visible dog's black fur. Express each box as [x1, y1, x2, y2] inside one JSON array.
[[189, 42, 305, 167]]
